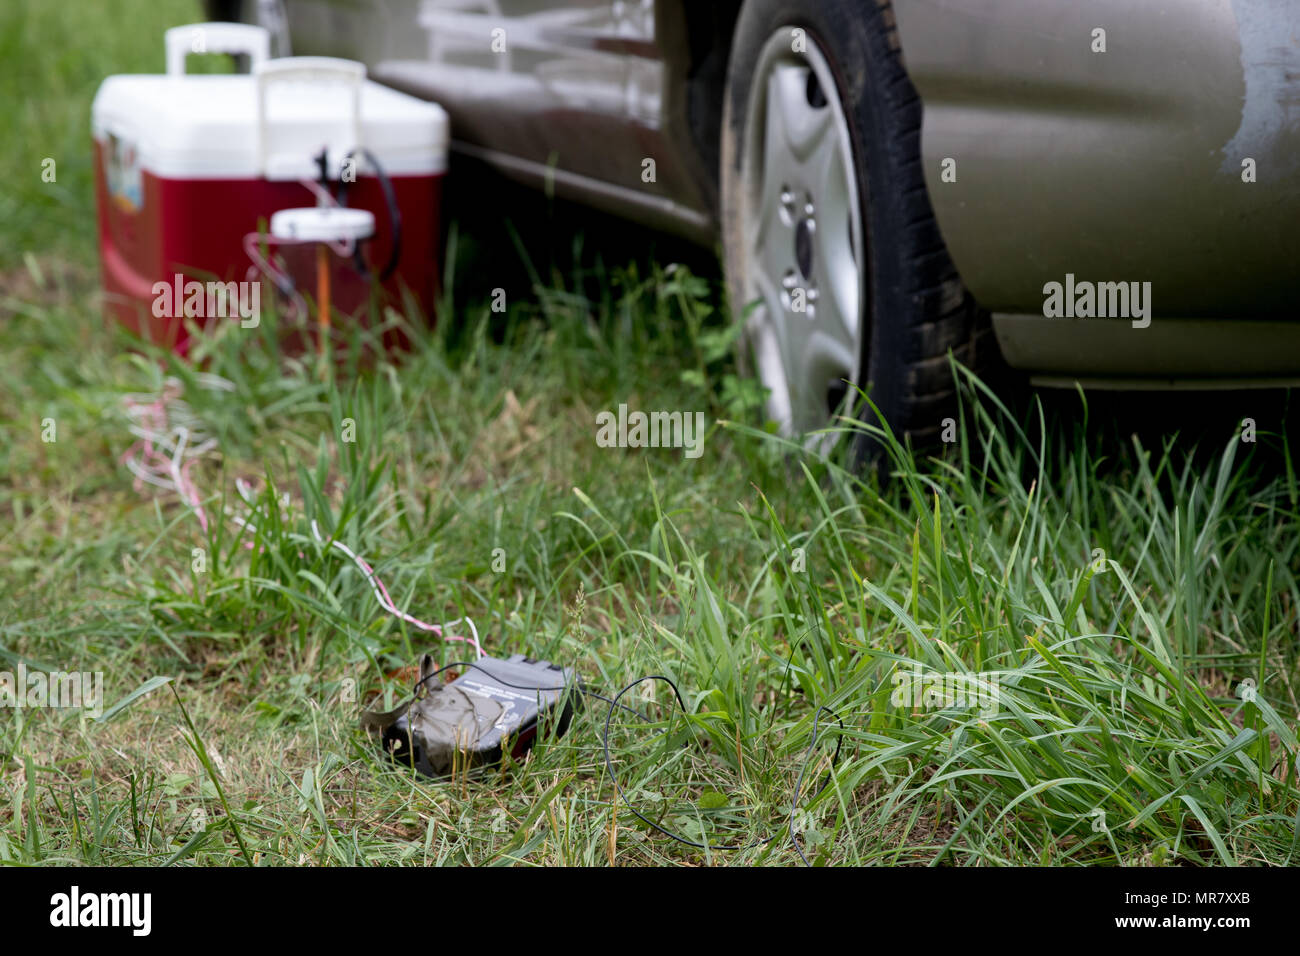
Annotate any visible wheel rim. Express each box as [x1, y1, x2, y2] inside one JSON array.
[[737, 28, 865, 440]]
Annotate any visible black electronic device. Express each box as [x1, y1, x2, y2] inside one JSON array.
[[371, 654, 580, 777]]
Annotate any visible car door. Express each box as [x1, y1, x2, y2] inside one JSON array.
[[250, 0, 701, 227], [893, 0, 1300, 319]]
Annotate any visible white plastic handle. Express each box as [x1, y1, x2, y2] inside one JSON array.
[[165, 22, 271, 76], [254, 57, 367, 177], [270, 207, 376, 242]]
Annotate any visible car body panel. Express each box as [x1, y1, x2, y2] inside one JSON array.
[[994, 313, 1300, 380], [891, 0, 1300, 321]]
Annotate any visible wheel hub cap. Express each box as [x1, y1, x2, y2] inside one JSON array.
[[737, 29, 866, 440]]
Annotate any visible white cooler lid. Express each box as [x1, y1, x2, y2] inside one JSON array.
[[93, 61, 448, 180]]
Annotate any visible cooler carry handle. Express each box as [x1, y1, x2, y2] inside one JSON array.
[[165, 22, 271, 76], [255, 57, 366, 179]]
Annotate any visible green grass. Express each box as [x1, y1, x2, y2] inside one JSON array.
[[0, 0, 229, 271], [2, 245, 1298, 865], [1, 0, 1297, 867]]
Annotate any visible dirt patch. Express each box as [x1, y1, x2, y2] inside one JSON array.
[[0, 255, 98, 315]]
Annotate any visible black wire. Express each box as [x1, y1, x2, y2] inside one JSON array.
[[581, 689, 645, 721], [601, 675, 778, 854], [405, 658, 843, 864], [409, 659, 643, 720], [337, 147, 403, 282], [601, 675, 842, 864], [411, 658, 575, 698], [790, 705, 844, 866]]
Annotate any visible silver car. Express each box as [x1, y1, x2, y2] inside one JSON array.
[[214, 0, 1300, 440]]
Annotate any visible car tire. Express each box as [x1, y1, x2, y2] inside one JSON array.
[[720, 0, 997, 454]]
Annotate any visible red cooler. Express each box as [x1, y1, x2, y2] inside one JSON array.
[[92, 22, 448, 351]]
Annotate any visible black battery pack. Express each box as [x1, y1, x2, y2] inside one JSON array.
[[374, 654, 579, 778]]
